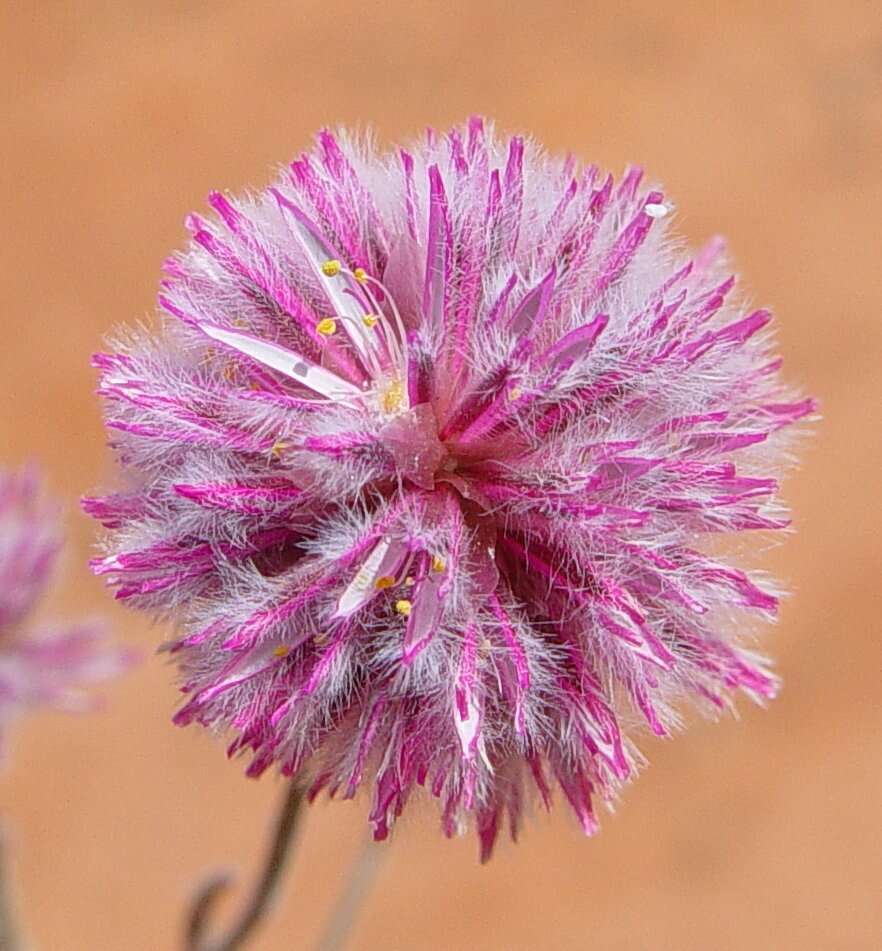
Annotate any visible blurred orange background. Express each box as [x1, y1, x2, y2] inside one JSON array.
[[2, 2, 880, 949]]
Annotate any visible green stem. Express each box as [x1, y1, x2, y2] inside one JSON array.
[[184, 782, 304, 951], [0, 828, 23, 951], [315, 832, 383, 951]]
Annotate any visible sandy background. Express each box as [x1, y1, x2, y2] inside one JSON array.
[[1, 2, 881, 949]]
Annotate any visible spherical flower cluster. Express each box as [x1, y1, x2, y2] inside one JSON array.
[[0, 467, 130, 759], [88, 119, 814, 858]]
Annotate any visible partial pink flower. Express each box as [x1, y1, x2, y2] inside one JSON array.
[[88, 119, 814, 858], [0, 467, 131, 758]]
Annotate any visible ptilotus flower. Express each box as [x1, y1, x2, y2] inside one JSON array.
[[0, 467, 130, 758], [88, 118, 814, 859]]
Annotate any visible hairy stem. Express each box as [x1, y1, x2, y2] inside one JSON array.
[[185, 782, 304, 951], [315, 832, 384, 951]]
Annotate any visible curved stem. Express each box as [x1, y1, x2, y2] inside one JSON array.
[[185, 782, 305, 951], [315, 831, 384, 951]]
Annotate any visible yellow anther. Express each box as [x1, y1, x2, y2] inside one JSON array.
[[382, 379, 404, 414], [222, 363, 237, 382], [362, 313, 379, 328], [321, 259, 341, 277], [270, 439, 289, 458], [431, 555, 446, 573], [508, 386, 522, 401], [353, 267, 368, 284], [395, 599, 412, 617], [273, 645, 290, 658], [480, 637, 493, 654], [316, 317, 337, 336], [405, 576, 415, 586], [374, 575, 395, 590]]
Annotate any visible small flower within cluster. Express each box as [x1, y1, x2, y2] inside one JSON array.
[[0, 468, 130, 759], [89, 119, 814, 858]]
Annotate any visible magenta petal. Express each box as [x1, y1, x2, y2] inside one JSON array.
[[507, 265, 557, 342], [402, 568, 444, 663], [540, 312, 609, 371], [422, 165, 453, 331]]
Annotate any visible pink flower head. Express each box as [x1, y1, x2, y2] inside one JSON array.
[[89, 119, 814, 858], [0, 467, 131, 759]]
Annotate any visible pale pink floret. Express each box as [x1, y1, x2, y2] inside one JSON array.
[[88, 119, 814, 859], [0, 468, 131, 758]]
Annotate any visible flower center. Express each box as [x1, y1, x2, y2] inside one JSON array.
[[378, 403, 446, 490], [318, 260, 413, 419]]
